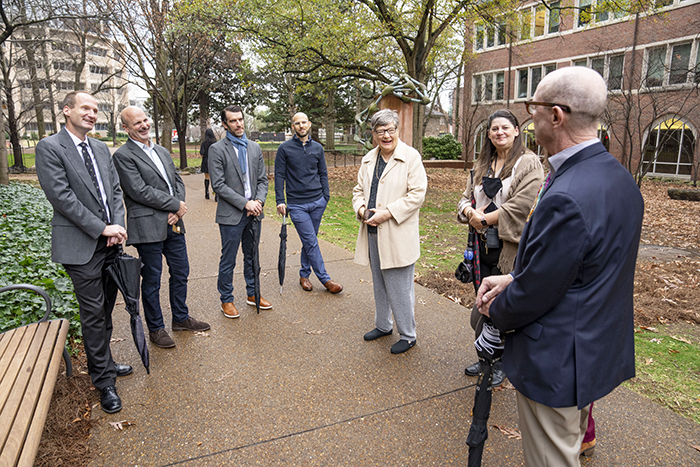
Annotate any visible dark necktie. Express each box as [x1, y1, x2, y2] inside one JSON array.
[[79, 142, 109, 223]]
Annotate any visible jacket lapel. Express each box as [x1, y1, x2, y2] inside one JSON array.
[[59, 129, 102, 204], [126, 139, 165, 182], [225, 140, 244, 183]]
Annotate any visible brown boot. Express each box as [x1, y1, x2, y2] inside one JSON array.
[[580, 438, 596, 457], [220, 302, 239, 319]]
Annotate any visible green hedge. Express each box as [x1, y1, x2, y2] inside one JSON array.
[[0, 183, 82, 344], [422, 133, 462, 160]]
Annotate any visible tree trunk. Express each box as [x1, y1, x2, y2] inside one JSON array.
[[412, 101, 424, 154], [198, 90, 209, 139], [23, 29, 46, 139], [324, 85, 335, 150], [40, 40, 58, 133], [668, 188, 700, 201], [0, 82, 8, 185], [161, 118, 172, 153]]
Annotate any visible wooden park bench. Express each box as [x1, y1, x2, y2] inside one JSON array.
[[0, 284, 72, 466]]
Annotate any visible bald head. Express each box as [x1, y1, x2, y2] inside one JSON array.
[[291, 112, 311, 142], [535, 66, 607, 130], [120, 106, 151, 144]]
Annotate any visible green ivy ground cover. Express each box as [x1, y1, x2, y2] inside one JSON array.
[[0, 182, 82, 345]]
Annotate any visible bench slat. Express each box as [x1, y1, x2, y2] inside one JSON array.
[[0, 322, 48, 460], [0, 326, 35, 429], [17, 320, 70, 467], [0, 320, 69, 467]]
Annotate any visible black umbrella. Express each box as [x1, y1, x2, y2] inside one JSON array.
[[278, 214, 288, 294], [466, 319, 504, 466], [106, 247, 150, 374], [246, 216, 262, 313]]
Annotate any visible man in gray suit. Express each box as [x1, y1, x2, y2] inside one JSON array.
[[36, 91, 129, 414], [209, 105, 271, 319], [113, 107, 210, 349]]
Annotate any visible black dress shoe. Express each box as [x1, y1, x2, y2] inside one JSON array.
[[100, 386, 122, 414], [115, 363, 133, 377], [364, 328, 392, 341], [491, 369, 506, 387], [390, 339, 416, 354], [464, 361, 480, 376]]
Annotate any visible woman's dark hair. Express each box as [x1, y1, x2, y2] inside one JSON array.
[[203, 128, 217, 144], [474, 109, 526, 181]]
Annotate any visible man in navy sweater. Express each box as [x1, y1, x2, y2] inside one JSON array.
[[275, 112, 343, 294]]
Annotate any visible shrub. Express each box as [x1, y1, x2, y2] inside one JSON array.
[[422, 133, 462, 160], [0, 183, 82, 344]]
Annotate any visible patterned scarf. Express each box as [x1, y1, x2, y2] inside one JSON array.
[[226, 131, 248, 174]]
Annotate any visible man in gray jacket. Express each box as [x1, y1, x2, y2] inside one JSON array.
[[113, 107, 210, 349], [209, 105, 271, 319], [36, 91, 128, 413]]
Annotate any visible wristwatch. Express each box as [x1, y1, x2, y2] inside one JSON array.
[[480, 215, 488, 227]]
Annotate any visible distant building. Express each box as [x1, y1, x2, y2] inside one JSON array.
[[458, 0, 700, 179], [5, 24, 128, 138], [424, 104, 450, 137]]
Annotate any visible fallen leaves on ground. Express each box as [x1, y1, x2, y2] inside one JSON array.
[[493, 424, 522, 439], [109, 420, 135, 431], [305, 330, 324, 335]]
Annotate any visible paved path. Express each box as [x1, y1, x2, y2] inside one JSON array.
[[89, 173, 700, 466]]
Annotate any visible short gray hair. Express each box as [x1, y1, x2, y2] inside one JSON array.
[[536, 66, 607, 129], [370, 109, 400, 130]]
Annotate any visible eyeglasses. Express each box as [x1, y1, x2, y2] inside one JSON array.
[[374, 127, 397, 136], [524, 101, 572, 115]]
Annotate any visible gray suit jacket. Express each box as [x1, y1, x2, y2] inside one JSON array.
[[208, 137, 268, 225], [113, 139, 186, 245], [35, 128, 125, 265]]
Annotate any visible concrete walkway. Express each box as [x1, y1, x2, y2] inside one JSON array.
[[89, 173, 700, 466]]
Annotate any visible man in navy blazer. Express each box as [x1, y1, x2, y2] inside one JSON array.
[[476, 67, 644, 466], [36, 91, 129, 414], [113, 107, 210, 349]]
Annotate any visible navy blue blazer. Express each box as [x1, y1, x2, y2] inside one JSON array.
[[489, 142, 644, 409]]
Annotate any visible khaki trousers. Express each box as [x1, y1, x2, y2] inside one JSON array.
[[516, 391, 590, 467]]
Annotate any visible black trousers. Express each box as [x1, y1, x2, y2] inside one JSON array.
[[63, 236, 119, 390]]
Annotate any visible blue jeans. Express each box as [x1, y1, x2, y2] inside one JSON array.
[[288, 197, 330, 284], [217, 216, 256, 303], [136, 228, 190, 332]]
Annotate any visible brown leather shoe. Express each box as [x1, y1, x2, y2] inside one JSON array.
[[580, 438, 596, 457], [300, 277, 313, 291], [324, 280, 343, 294], [149, 329, 176, 348], [221, 302, 240, 319], [247, 296, 273, 310]]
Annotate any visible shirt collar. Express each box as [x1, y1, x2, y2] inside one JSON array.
[[547, 138, 599, 173], [293, 134, 313, 145], [130, 137, 153, 152], [66, 129, 88, 148]]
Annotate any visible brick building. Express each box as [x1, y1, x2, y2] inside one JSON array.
[[458, 0, 700, 180]]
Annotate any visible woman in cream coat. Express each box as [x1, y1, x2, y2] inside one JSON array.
[[352, 109, 428, 354]]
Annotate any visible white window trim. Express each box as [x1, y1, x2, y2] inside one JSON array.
[[515, 63, 557, 100], [641, 39, 699, 90], [472, 70, 507, 104], [641, 116, 696, 179], [570, 53, 626, 92]]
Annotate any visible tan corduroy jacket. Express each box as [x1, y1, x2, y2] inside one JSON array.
[[353, 140, 428, 269], [457, 150, 544, 273]]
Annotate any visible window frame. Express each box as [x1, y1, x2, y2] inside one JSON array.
[[515, 63, 557, 100], [472, 70, 507, 104], [643, 40, 699, 89], [572, 53, 626, 91]]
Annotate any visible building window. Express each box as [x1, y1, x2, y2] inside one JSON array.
[[534, 5, 546, 36], [575, 54, 625, 91], [644, 41, 698, 88], [90, 65, 109, 75], [669, 43, 692, 85], [576, 0, 626, 27], [473, 75, 482, 102], [475, 23, 484, 51], [516, 64, 556, 99], [94, 123, 110, 131], [520, 10, 532, 40], [54, 61, 76, 72], [548, 2, 561, 33], [473, 71, 506, 103], [474, 20, 507, 51], [578, 0, 593, 26], [523, 121, 545, 157], [98, 104, 112, 112], [642, 118, 695, 177], [474, 123, 487, 161], [88, 47, 107, 57]]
